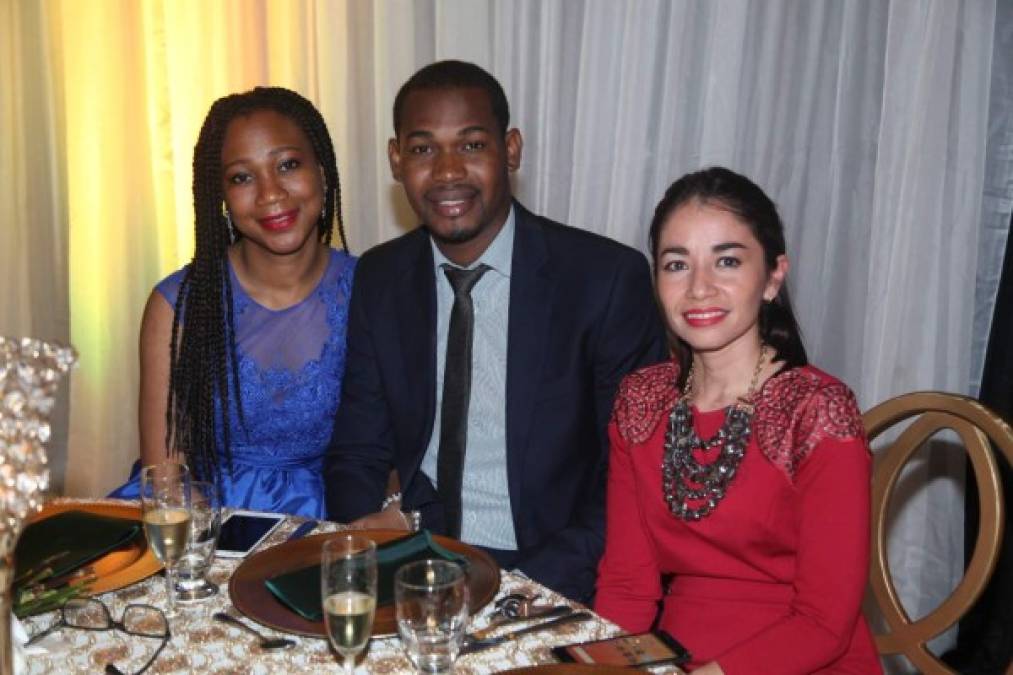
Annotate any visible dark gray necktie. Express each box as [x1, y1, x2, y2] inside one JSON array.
[[437, 263, 491, 538]]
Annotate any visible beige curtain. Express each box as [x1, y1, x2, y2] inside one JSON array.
[[1, 0, 71, 488]]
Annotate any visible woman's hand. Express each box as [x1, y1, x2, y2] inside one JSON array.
[[347, 504, 409, 530], [689, 663, 725, 675]]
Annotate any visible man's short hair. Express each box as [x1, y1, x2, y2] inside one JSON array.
[[392, 60, 510, 137]]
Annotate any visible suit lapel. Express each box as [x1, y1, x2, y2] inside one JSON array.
[[397, 230, 438, 473], [505, 204, 554, 519]]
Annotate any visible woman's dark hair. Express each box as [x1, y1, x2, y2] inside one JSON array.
[[168, 86, 346, 483], [648, 166, 808, 388]]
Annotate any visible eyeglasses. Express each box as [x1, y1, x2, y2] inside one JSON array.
[[27, 598, 170, 674]]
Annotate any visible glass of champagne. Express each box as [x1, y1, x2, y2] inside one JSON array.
[[321, 534, 377, 673], [140, 462, 191, 616], [395, 559, 470, 673]]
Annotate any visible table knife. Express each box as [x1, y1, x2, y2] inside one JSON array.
[[459, 610, 595, 656], [470, 605, 573, 640]]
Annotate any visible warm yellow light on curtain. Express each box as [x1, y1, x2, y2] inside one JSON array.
[[58, 0, 158, 495], [53, 0, 344, 496]]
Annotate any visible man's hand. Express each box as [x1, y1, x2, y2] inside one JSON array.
[[347, 504, 410, 531]]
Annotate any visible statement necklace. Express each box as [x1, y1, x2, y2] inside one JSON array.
[[662, 345, 768, 521]]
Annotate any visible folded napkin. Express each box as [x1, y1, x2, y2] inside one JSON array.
[[265, 530, 468, 621], [14, 510, 143, 584]]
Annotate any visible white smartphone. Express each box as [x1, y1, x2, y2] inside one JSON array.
[[215, 510, 285, 558]]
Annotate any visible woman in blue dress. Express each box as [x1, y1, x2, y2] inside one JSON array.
[[111, 87, 355, 517]]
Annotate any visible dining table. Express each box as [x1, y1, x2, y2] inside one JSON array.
[[18, 499, 684, 674]]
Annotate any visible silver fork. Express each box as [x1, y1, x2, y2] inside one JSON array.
[[213, 612, 296, 650]]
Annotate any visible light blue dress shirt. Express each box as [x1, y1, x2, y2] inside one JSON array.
[[421, 208, 517, 550]]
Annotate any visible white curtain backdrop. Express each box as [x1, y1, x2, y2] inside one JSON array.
[[974, 0, 1013, 393], [317, 1, 999, 665]]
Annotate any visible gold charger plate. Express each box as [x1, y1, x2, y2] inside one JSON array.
[[229, 529, 500, 638], [23, 500, 161, 595]]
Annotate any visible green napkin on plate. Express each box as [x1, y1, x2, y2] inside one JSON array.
[[265, 530, 468, 622], [14, 509, 143, 583]]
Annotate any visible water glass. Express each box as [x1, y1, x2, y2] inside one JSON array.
[[321, 534, 378, 673], [139, 462, 191, 617], [175, 480, 221, 601], [395, 559, 470, 673]]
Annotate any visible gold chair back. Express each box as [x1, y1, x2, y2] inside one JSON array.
[[863, 391, 1013, 675]]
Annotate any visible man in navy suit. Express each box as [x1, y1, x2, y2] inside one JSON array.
[[325, 60, 666, 603]]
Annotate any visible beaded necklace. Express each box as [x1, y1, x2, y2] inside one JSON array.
[[662, 345, 768, 521]]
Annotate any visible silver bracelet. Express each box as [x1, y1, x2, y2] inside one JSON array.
[[380, 491, 402, 511], [400, 509, 422, 532]]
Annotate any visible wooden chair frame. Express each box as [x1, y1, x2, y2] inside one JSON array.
[[863, 391, 1013, 675]]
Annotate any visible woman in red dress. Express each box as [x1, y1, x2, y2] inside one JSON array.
[[595, 167, 882, 674]]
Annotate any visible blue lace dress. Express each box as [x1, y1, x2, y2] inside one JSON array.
[[110, 249, 355, 517]]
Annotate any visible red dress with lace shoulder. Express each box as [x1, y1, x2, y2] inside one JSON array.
[[596, 362, 882, 674]]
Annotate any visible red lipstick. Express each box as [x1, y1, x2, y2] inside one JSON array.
[[258, 209, 298, 231], [683, 308, 728, 327]]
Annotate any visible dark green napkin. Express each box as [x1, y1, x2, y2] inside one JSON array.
[[14, 510, 143, 583], [265, 530, 468, 621]]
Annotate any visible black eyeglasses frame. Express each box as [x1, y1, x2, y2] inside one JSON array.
[[27, 598, 170, 675]]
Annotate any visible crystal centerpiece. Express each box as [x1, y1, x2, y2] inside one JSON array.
[[0, 337, 77, 673]]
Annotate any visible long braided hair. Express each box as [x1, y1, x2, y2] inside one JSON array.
[[167, 86, 347, 484]]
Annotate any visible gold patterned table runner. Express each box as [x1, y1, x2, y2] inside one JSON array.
[[20, 501, 670, 674]]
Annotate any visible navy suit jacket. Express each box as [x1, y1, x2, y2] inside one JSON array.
[[325, 202, 667, 602]]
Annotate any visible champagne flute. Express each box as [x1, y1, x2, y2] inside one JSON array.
[[321, 534, 377, 673], [140, 462, 191, 616]]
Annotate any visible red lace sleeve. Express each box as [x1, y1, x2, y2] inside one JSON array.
[[753, 368, 866, 481], [610, 361, 680, 444]]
